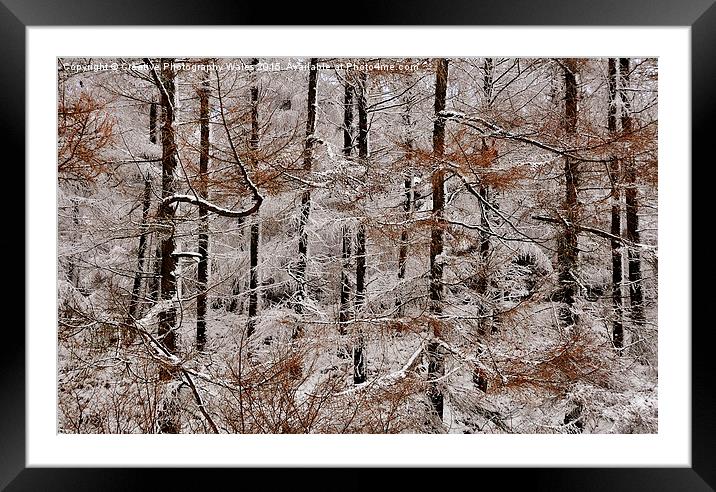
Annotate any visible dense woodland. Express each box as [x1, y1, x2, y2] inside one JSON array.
[[58, 57, 658, 434]]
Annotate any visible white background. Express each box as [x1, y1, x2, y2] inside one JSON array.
[[27, 26, 691, 466]]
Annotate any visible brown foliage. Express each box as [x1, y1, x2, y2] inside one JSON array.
[[58, 92, 115, 182], [498, 330, 613, 396]]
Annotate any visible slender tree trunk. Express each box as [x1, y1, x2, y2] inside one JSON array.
[[396, 77, 415, 318], [607, 58, 624, 352], [145, 91, 161, 306], [396, 175, 411, 316], [151, 58, 180, 434], [149, 97, 158, 144], [339, 77, 354, 333], [428, 58, 449, 420], [556, 59, 580, 329], [247, 58, 261, 338], [476, 57, 495, 337], [558, 59, 583, 433], [353, 71, 368, 384], [294, 58, 319, 339], [157, 58, 178, 384], [620, 58, 645, 342], [196, 69, 210, 351], [127, 177, 152, 329]]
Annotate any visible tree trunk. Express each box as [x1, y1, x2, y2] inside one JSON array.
[[149, 98, 158, 144], [396, 75, 415, 318], [556, 59, 580, 329], [126, 177, 152, 331], [607, 58, 624, 352], [151, 58, 180, 434], [620, 58, 645, 343], [353, 70, 368, 385], [428, 58, 449, 420], [294, 58, 319, 338], [476, 57, 495, 337], [247, 58, 261, 339], [396, 175, 411, 317], [339, 77, 354, 332], [196, 68, 210, 351], [157, 58, 178, 385]]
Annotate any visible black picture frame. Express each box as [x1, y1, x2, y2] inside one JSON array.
[[3, 0, 708, 489]]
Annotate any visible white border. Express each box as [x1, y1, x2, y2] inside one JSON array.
[[27, 27, 691, 467]]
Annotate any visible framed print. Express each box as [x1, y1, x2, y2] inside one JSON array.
[[4, 0, 710, 489]]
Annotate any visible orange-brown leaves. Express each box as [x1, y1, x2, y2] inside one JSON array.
[[498, 330, 612, 396], [58, 92, 115, 182]]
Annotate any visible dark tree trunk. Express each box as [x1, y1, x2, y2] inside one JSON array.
[[620, 58, 645, 338], [146, 91, 161, 306], [157, 58, 178, 386], [607, 58, 624, 352], [396, 79, 415, 318], [196, 69, 210, 352], [396, 176, 411, 300], [556, 59, 580, 329], [127, 177, 152, 329], [247, 58, 261, 339], [339, 77, 354, 332], [353, 71, 368, 384], [149, 98, 158, 144], [294, 58, 319, 339], [428, 58, 449, 420], [476, 57, 495, 338], [143, 58, 182, 435]]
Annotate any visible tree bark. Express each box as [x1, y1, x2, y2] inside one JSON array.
[[196, 68, 210, 351], [247, 58, 261, 339], [607, 58, 624, 352], [556, 59, 580, 329], [620, 58, 645, 340], [353, 70, 368, 384], [476, 57, 495, 337], [294, 58, 319, 338], [149, 97, 158, 144], [396, 74, 415, 317], [428, 58, 449, 420], [157, 58, 178, 386], [150, 57, 180, 434], [339, 77, 354, 332]]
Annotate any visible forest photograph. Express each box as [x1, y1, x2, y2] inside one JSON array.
[[57, 56, 658, 434]]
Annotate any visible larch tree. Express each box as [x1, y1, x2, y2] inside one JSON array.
[[339, 73, 354, 333], [607, 58, 624, 352], [247, 58, 261, 338], [294, 58, 319, 328], [196, 66, 211, 351], [396, 70, 416, 317], [353, 69, 369, 385], [427, 58, 449, 421], [556, 58, 580, 329], [620, 57, 645, 346], [153, 58, 179, 378]]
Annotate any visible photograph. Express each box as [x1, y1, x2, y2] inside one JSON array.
[[57, 56, 658, 435]]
